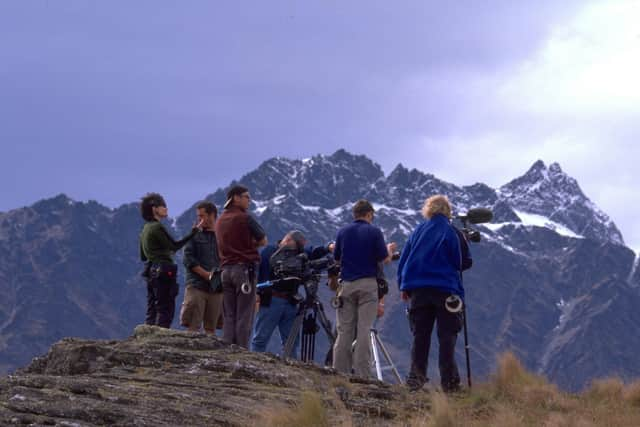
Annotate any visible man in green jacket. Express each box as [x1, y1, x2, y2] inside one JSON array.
[[139, 193, 202, 328]]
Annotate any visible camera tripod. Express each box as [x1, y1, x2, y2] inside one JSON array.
[[370, 325, 403, 383], [282, 280, 336, 365]]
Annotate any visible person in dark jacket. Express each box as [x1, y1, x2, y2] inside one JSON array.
[[215, 185, 267, 348], [397, 194, 472, 392], [139, 193, 202, 328], [180, 201, 223, 335]]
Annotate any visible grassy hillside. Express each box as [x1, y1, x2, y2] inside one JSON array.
[[265, 353, 640, 427]]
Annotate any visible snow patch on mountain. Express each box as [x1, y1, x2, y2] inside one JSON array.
[[628, 251, 639, 286], [371, 203, 419, 217], [484, 210, 585, 239], [538, 297, 581, 374]]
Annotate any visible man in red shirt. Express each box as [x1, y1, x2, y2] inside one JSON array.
[[215, 185, 267, 348]]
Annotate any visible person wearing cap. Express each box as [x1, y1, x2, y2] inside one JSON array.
[[397, 194, 472, 393], [251, 230, 333, 356], [139, 192, 202, 328], [332, 199, 397, 378], [215, 185, 267, 348]]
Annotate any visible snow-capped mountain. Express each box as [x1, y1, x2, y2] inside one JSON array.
[[177, 150, 623, 250], [1, 150, 638, 391]]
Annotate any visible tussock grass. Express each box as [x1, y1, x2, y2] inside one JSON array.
[[585, 377, 624, 402], [263, 391, 330, 427], [623, 380, 640, 407], [425, 393, 456, 427], [406, 352, 640, 427]]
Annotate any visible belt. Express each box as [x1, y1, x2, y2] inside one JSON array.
[[272, 290, 292, 299]]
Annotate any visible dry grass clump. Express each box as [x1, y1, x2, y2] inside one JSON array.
[[263, 391, 330, 427], [426, 393, 456, 427], [623, 380, 640, 407], [493, 352, 544, 396], [585, 377, 624, 403]]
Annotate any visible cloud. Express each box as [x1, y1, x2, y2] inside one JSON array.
[[390, 1, 640, 249], [499, 0, 640, 116]]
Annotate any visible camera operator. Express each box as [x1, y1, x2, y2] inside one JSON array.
[[180, 201, 223, 335], [139, 193, 202, 328], [251, 230, 333, 356], [397, 195, 472, 393], [332, 199, 396, 378]]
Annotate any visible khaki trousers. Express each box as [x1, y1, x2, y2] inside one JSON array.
[[332, 277, 378, 378]]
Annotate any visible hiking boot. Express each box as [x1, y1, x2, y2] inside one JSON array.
[[406, 375, 427, 392]]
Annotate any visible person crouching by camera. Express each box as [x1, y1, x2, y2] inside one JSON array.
[[139, 193, 202, 328], [397, 195, 472, 393], [332, 199, 396, 378], [251, 230, 332, 356], [180, 201, 223, 335]]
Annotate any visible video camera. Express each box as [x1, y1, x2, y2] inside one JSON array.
[[454, 208, 493, 243], [272, 250, 340, 302]]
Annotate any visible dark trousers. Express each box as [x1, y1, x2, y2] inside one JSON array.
[[407, 287, 462, 392], [221, 263, 258, 348], [145, 277, 179, 328]]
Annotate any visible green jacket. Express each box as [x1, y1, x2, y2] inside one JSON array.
[[139, 221, 196, 264]]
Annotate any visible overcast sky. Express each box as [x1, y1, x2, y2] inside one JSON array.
[[1, 1, 639, 250]]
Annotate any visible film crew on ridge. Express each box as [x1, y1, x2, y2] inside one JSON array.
[[139, 186, 492, 393]]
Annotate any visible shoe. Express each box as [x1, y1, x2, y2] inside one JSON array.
[[406, 375, 426, 392]]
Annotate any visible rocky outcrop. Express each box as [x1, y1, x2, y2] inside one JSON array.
[[0, 326, 427, 426]]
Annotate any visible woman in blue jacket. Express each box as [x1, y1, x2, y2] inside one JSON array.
[[397, 195, 472, 392]]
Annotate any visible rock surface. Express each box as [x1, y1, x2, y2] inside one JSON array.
[[0, 326, 427, 426]]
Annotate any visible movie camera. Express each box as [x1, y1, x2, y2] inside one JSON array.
[[454, 207, 493, 243]]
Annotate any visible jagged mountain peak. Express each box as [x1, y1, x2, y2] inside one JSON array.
[[499, 161, 623, 245], [505, 160, 579, 192], [175, 152, 624, 246]]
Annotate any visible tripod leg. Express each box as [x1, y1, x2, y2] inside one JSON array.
[[463, 307, 472, 388], [283, 313, 304, 359], [316, 303, 336, 344], [370, 330, 383, 381], [374, 333, 403, 384]]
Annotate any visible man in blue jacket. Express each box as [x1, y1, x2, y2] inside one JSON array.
[[397, 194, 472, 393], [333, 200, 396, 378]]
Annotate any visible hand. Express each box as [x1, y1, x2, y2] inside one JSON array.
[[377, 301, 385, 318], [387, 242, 397, 254], [255, 296, 261, 313], [401, 291, 410, 302]]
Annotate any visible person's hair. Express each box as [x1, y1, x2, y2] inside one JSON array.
[[224, 184, 249, 208], [422, 195, 452, 219], [140, 192, 166, 221], [196, 201, 217, 217], [352, 199, 374, 219], [285, 230, 306, 249]]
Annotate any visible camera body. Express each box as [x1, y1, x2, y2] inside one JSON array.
[[454, 207, 493, 243], [459, 227, 481, 243], [271, 248, 339, 302]]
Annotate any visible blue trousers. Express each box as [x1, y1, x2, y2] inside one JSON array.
[[251, 296, 300, 356]]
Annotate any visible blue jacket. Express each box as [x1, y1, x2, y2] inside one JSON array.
[[397, 214, 472, 298], [334, 220, 388, 282]]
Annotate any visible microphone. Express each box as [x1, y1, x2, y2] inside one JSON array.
[[458, 208, 493, 224]]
